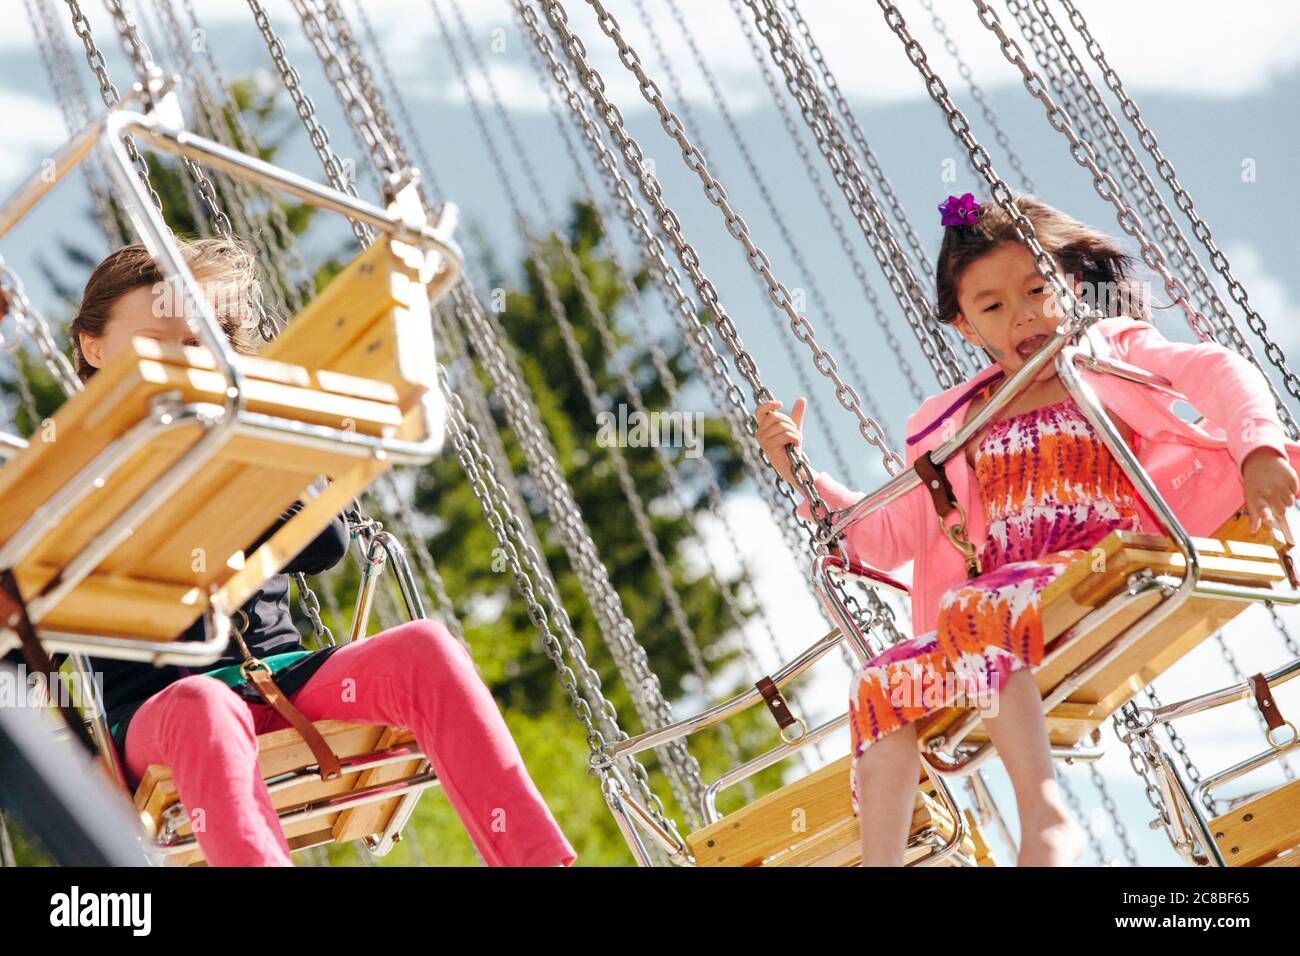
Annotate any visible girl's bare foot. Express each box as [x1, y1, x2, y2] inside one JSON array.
[[1016, 803, 1085, 867]]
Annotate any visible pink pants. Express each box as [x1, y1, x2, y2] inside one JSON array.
[[124, 620, 577, 867]]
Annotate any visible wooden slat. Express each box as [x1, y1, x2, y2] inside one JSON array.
[[0, 338, 405, 640], [917, 517, 1287, 748], [1210, 778, 1300, 867], [687, 755, 985, 867], [331, 724, 423, 844], [134, 719, 420, 866]]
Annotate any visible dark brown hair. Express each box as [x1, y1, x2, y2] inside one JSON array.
[[934, 193, 1149, 326], [70, 238, 261, 381]]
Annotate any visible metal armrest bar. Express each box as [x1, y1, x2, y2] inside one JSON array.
[[151, 770, 441, 854], [0, 432, 27, 459], [28, 605, 232, 667], [820, 316, 1089, 545], [262, 742, 427, 793], [606, 627, 843, 761], [702, 711, 849, 824], [1147, 655, 1300, 726], [0, 395, 206, 573], [1195, 736, 1300, 806]]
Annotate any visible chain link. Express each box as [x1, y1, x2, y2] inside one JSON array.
[[245, 0, 371, 246], [961, 0, 1216, 343], [521, 0, 896, 647], [1051, 0, 1300, 437], [742, 0, 970, 387], [726, 0, 924, 404], [919, 0, 1036, 194]]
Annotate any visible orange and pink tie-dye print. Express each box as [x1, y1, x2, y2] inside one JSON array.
[[847, 398, 1143, 815]]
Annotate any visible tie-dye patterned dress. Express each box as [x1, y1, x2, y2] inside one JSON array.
[[847, 397, 1143, 813]]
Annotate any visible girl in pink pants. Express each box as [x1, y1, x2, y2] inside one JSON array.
[[123, 620, 577, 867]]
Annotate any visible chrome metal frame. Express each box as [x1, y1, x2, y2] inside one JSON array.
[[608, 309, 1300, 868], [0, 79, 463, 865], [805, 313, 1300, 866]]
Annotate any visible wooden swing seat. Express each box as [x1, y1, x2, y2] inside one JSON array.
[[917, 510, 1292, 749], [1209, 777, 1300, 867], [132, 718, 427, 866], [0, 235, 440, 648], [687, 754, 996, 867]]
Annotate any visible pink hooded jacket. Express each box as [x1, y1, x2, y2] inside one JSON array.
[[797, 316, 1300, 636]]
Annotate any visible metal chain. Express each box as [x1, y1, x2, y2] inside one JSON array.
[[866, 0, 1097, 347], [1142, 684, 1211, 814], [437, 337, 677, 867], [441, 295, 696, 842], [566, 0, 902, 484], [291, 571, 335, 647], [1212, 633, 1294, 781], [29, 0, 129, 244], [183, 0, 313, 312], [517, 0, 894, 650], [624, 2, 859, 482], [1086, 761, 1140, 865], [150, 0, 287, 337], [381, 473, 466, 641], [1054, 765, 1110, 865], [1049, 0, 1300, 436], [245, 0, 371, 245], [919, 0, 1036, 194], [523, 0, 897, 648], [1011, 0, 1295, 437], [1112, 703, 1173, 831], [65, 0, 165, 213], [512, 8, 798, 678], [727, 0, 924, 403], [442, 0, 775, 720], [293, 0, 402, 182], [453, 279, 710, 825], [646, 0, 893, 448], [776, 0, 983, 375], [741, 0, 969, 387], [101, 0, 242, 243], [0, 256, 82, 397], [961, 0, 1216, 342]]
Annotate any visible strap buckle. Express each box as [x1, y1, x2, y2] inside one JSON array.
[[939, 498, 982, 578]]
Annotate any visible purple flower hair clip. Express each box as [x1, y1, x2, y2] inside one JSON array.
[[938, 192, 981, 227]]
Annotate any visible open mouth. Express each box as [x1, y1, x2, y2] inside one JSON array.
[[1014, 334, 1049, 361]]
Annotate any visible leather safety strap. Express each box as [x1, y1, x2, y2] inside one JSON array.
[[914, 450, 957, 519], [229, 615, 341, 781], [0, 570, 98, 756], [755, 676, 796, 733], [1249, 672, 1285, 734], [242, 664, 342, 781]]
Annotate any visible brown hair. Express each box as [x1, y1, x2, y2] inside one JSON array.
[[934, 193, 1149, 326], [70, 237, 262, 381]]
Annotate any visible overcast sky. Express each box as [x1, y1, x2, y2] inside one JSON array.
[[5, 0, 1300, 865]]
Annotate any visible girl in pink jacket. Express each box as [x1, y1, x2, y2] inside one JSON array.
[[756, 194, 1300, 867]]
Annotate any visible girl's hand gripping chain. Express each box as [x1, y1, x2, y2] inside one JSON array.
[[756, 397, 808, 488]]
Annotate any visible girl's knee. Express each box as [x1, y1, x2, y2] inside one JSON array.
[[159, 676, 255, 733], [389, 619, 472, 671]]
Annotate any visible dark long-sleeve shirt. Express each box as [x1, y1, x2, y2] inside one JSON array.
[[83, 501, 352, 761]]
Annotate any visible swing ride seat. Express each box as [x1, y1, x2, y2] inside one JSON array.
[[132, 718, 434, 866], [1209, 777, 1300, 867], [915, 509, 1294, 751], [0, 235, 446, 658], [686, 753, 995, 867]]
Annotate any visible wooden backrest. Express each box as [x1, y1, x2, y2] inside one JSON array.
[[686, 755, 945, 866], [259, 235, 449, 443], [916, 511, 1291, 746], [0, 339, 398, 641]]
